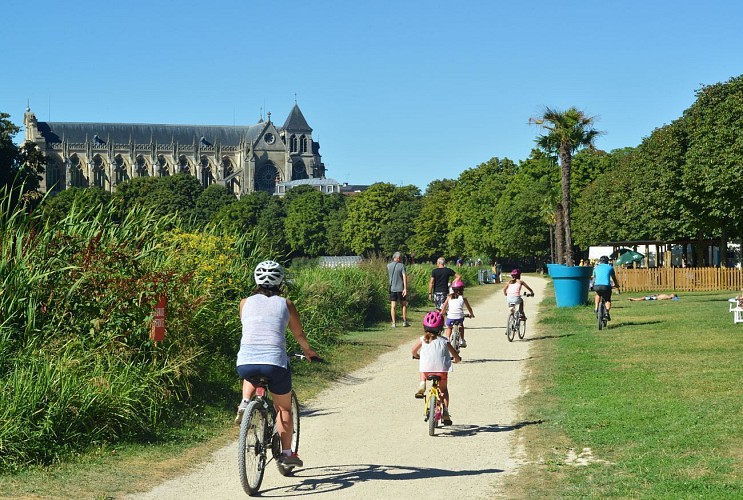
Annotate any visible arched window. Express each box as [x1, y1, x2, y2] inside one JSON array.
[[291, 159, 308, 180], [69, 154, 85, 187], [156, 154, 169, 176], [200, 155, 213, 188], [92, 154, 106, 188], [135, 154, 148, 177], [299, 135, 308, 154], [290, 135, 298, 153], [222, 156, 239, 195], [113, 154, 128, 185], [46, 160, 63, 193], [178, 154, 190, 174]]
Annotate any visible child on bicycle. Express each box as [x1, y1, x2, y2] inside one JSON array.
[[411, 311, 461, 425], [503, 269, 534, 321], [440, 279, 475, 348]]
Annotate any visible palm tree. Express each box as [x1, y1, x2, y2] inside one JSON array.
[[530, 107, 602, 266]]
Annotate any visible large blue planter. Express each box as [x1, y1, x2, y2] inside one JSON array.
[[547, 264, 593, 307]]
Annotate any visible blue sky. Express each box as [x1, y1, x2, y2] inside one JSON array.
[[2, 0, 742, 190]]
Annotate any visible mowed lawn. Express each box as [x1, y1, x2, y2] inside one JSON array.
[[511, 289, 743, 498]]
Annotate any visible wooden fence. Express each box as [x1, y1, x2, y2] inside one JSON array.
[[615, 267, 743, 292]]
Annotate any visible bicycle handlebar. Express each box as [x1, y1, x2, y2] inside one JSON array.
[[523, 292, 534, 297], [290, 352, 326, 363]]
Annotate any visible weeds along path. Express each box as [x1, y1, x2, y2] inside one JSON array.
[[130, 275, 548, 500]]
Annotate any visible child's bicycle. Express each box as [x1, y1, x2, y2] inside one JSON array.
[[506, 292, 533, 342], [449, 314, 471, 353], [412, 355, 449, 436], [238, 354, 318, 496]]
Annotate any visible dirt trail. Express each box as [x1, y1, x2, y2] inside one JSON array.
[[130, 276, 548, 499]]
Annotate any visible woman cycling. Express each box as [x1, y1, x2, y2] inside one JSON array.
[[234, 260, 318, 468], [503, 269, 534, 320]]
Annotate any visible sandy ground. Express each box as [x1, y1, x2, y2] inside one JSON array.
[[130, 276, 547, 499]]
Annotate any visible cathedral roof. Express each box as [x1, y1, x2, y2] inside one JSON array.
[[36, 121, 266, 145], [282, 104, 312, 132]]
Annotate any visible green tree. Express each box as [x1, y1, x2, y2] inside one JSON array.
[[196, 184, 237, 224], [379, 186, 421, 257], [324, 192, 349, 256], [343, 183, 417, 256], [530, 107, 602, 265], [682, 75, 743, 261], [0, 113, 19, 190], [284, 188, 329, 257], [41, 187, 113, 224], [410, 179, 457, 262]]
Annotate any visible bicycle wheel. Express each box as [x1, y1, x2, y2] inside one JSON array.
[[452, 326, 461, 352], [428, 393, 438, 436], [275, 391, 301, 476], [518, 316, 527, 339], [597, 301, 605, 331], [238, 401, 268, 496], [507, 312, 516, 342]]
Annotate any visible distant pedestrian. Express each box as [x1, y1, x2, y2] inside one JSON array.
[[387, 251, 409, 327], [428, 257, 460, 310]]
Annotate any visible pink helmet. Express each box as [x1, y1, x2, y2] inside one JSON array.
[[451, 279, 464, 291], [423, 310, 444, 332], [511, 269, 521, 278]]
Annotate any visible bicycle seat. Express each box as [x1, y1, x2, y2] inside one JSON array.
[[426, 375, 442, 382], [247, 376, 270, 387]]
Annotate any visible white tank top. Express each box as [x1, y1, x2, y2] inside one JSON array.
[[236, 294, 289, 367], [446, 296, 465, 319], [419, 336, 453, 373]]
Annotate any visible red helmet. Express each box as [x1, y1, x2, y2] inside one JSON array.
[[451, 279, 464, 291], [511, 269, 521, 278], [423, 310, 444, 332]]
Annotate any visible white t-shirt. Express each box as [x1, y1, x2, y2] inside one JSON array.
[[419, 336, 453, 373]]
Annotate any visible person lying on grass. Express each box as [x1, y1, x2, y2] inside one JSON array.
[[628, 293, 679, 301]]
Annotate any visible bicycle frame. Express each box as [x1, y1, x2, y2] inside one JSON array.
[[423, 377, 444, 436]]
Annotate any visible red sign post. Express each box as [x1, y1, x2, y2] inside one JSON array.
[[150, 295, 167, 342]]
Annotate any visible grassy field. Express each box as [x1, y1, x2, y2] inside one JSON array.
[[0, 282, 493, 499], [509, 288, 743, 498]]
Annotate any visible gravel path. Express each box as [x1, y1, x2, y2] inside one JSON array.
[[130, 276, 548, 499]]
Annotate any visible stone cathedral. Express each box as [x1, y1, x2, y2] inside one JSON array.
[[23, 104, 326, 196]]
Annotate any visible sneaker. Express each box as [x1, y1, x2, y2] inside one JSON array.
[[606, 312, 611, 321], [460, 339, 467, 348], [234, 399, 249, 425], [403, 321, 411, 327], [520, 314, 527, 321], [414, 385, 426, 399], [279, 452, 303, 467], [442, 409, 453, 426], [391, 322, 396, 328]]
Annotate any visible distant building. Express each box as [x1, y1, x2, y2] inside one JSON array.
[[339, 183, 370, 195], [23, 104, 326, 197], [275, 178, 342, 196]]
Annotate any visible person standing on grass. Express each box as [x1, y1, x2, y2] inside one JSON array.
[[429, 257, 460, 311], [388, 251, 409, 327]]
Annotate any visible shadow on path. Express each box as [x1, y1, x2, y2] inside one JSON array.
[[259, 463, 504, 497], [462, 357, 530, 364], [521, 333, 575, 342], [443, 420, 544, 438]]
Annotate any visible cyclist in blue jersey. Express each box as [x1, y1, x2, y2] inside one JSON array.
[[592, 256, 621, 320]]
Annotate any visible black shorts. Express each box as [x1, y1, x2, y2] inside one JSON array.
[[390, 291, 407, 302], [236, 363, 292, 395], [594, 285, 612, 301]]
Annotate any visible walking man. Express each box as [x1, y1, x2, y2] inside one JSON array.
[[388, 251, 409, 327], [428, 257, 460, 311]]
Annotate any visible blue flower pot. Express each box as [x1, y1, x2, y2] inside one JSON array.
[[547, 264, 593, 307]]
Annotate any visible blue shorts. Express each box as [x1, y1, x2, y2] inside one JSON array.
[[446, 318, 464, 327], [236, 364, 292, 395]]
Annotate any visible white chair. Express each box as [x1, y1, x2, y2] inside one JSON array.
[[730, 299, 743, 324]]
